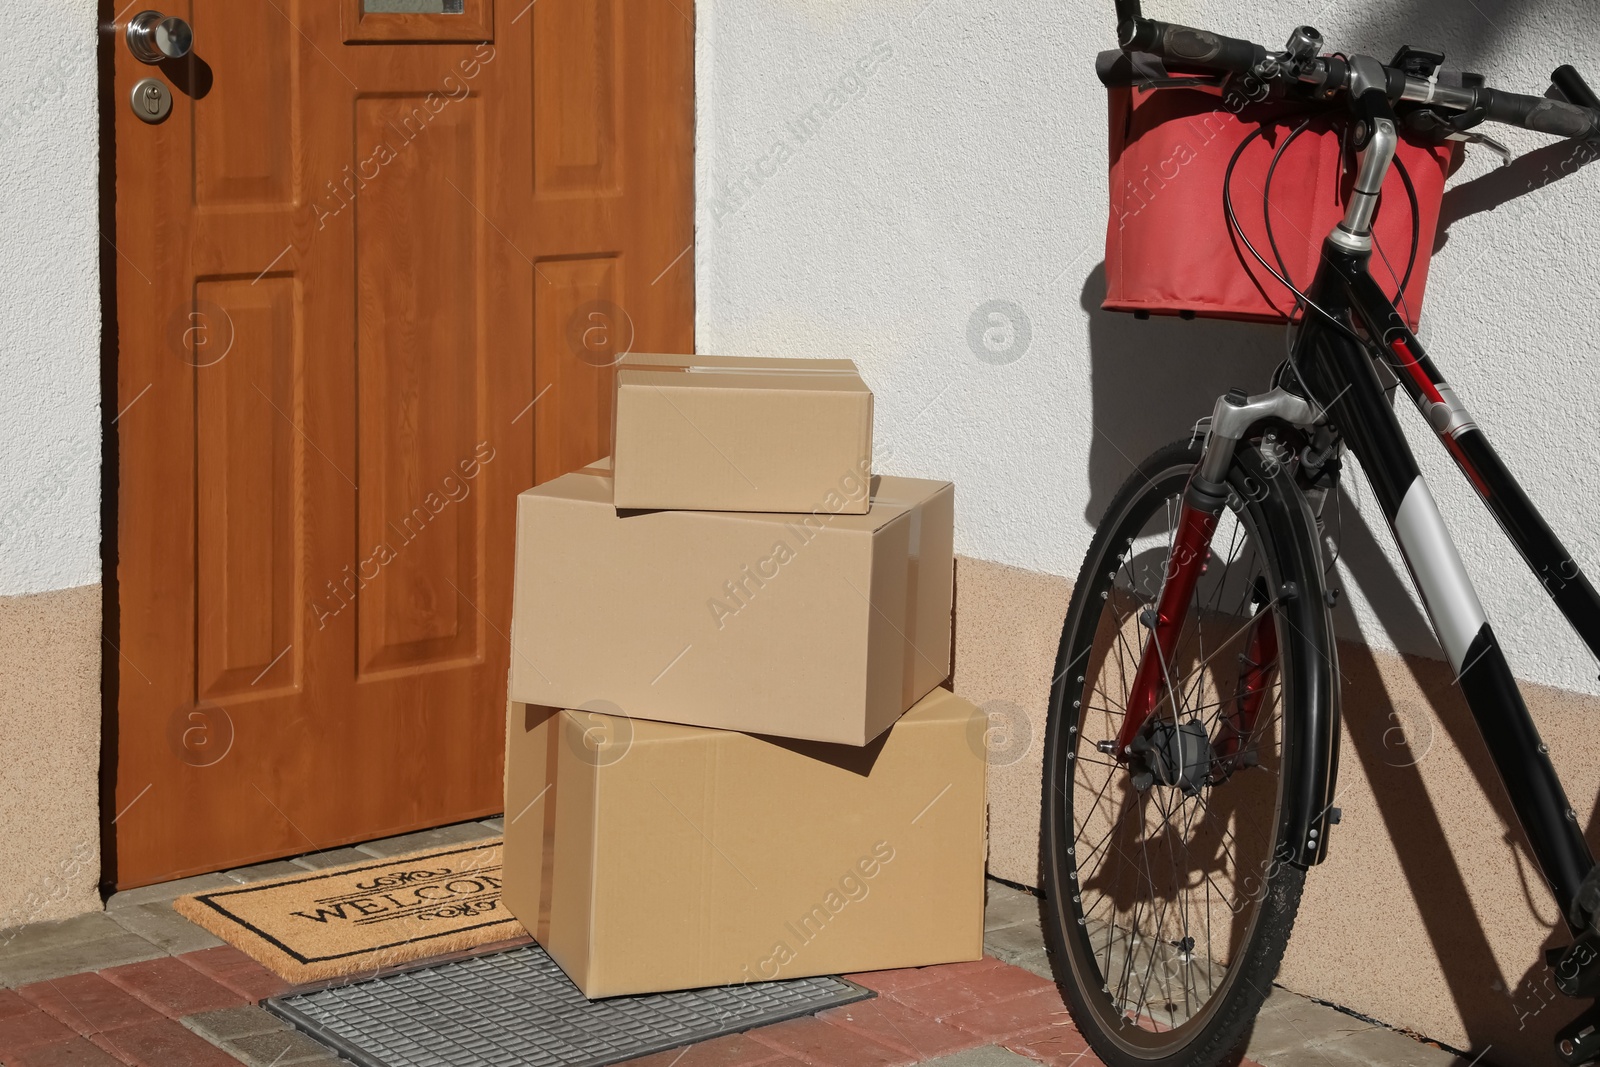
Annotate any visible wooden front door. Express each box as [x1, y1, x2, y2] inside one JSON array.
[[109, 0, 693, 888]]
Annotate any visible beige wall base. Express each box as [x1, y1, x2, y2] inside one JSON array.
[[0, 585, 102, 930], [950, 556, 1070, 889], [953, 554, 1600, 1061]]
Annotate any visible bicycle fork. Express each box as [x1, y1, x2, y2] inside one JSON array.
[[1117, 387, 1318, 757]]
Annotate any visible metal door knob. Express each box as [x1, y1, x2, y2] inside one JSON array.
[[126, 10, 192, 64]]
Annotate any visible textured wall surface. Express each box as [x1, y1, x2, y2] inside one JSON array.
[[0, 586, 104, 930], [695, 0, 1600, 698], [0, 0, 103, 928], [0, 0, 101, 595]]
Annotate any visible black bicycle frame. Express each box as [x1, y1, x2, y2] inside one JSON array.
[[1290, 240, 1600, 931]]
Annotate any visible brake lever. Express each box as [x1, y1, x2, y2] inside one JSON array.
[[1401, 107, 1510, 164], [1446, 127, 1513, 166]]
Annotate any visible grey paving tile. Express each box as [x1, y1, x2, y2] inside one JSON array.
[[106, 871, 237, 909], [479, 816, 505, 833], [105, 900, 223, 954], [290, 848, 371, 871], [980, 881, 1051, 979], [1314, 1023, 1472, 1067], [1241, 988, 1319, 1060], [0, 911, 128, 956], [983, 920, 1046, 964], [983, 881, 1043, 932], [224, 859, 310, 884], [997, 944, 1053, 981], [182, 1005, 289, 1043], [353, 821, 497, 859], [0, 929, 164, 987], [1245, 987, 1465, 1067], [922, 1045, 1035, 1066], [226, 1026, 343, 1065]]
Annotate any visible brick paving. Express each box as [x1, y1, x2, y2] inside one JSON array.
[[0, 819, 1453, 1066], [817, 995, 988, 1059], [16, 973, 164, 1036], [98, 957, 248, 1019], [176, 948, 293, 1004], [88, 1017, 244, 1067], [0, 943, 1121, 1067]]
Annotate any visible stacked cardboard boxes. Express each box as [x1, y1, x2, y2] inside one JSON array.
[[503, 354, 985, 998]]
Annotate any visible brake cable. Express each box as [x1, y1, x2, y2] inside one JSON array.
[[1220, 123, 1370, 348]]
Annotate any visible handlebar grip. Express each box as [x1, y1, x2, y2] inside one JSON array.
[[1480, 87, 1599, 138], [1553, 64, 1600, 111], [1120, 17, 1265, 76]]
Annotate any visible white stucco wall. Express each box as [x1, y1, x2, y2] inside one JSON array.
[[696, 0, 1600, 697], [0, 0, 101, 596]]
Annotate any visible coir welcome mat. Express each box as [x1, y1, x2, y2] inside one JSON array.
[[174, 841, 524, 984]]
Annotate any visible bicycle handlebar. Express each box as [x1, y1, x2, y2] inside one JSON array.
[[1113, 9, 1600, 142], [1479, 87, 1599, 138], [1120, 18, 1264, 77]]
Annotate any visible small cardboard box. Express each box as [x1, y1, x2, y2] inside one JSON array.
[[611, 353, 874, 513], [508, 465, 953, 746], [502, 688, 987, 998]]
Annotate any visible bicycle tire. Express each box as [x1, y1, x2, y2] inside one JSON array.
[[1041, 437, 1329, 1067]]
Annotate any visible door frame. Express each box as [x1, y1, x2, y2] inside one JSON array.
[[97, 0, 124, 896]]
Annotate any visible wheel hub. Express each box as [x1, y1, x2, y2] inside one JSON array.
[[1128, 717, 1211, 796]]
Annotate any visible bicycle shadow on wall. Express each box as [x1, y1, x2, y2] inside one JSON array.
[[1078, 263, 1599, 1063], [1434, 135, 1600, 252], [1079, 262, 1280, 523]]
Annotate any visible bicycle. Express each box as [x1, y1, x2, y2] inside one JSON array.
[[1040, 4, 1600, 1065]]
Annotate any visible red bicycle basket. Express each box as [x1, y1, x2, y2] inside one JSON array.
[[1103, 83, 1458, 328]]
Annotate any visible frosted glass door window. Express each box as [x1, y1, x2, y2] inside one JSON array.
[[364, 0, 466, 12]]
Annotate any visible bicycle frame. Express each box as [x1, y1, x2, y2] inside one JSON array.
[[1084, 8, 1600, 1057], [1288, 240, 1600, 931], [1108, 69, 1600, 933]]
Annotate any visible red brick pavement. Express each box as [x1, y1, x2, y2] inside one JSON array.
[[3, 947, 1268, 1067]]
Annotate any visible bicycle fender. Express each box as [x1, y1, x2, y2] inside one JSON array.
[[1243, 449, 1342, 868]]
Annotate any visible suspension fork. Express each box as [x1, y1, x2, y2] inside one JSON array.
[[1117, 504, 1219, 753], [1115, 387, 1319, 758]]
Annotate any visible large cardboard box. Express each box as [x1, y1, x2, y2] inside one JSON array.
[[508, 466, 953, 746], [502, 688, 987, 998], [611, 353, 874, 513]]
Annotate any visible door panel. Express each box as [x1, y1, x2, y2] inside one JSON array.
[[533, 255, 621, 485], [191, 0, 295, 207], [353, 93, 484, 674], [194, 274, 301, 699], [533, 0, 618, 194], [111, 0, 694, 887]]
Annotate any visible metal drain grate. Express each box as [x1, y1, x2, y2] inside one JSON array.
[[266, 943, 873, 1067]]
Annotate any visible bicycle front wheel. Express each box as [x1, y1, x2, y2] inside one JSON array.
[[1042, 437, 1328, 1067]]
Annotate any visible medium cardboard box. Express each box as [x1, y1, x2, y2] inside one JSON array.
[[502, 688, 987, 998], [508, 465, 953, 746], [611, 353, 874, 513]]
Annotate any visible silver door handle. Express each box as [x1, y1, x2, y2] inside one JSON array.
[[126, 10, 192, 64]]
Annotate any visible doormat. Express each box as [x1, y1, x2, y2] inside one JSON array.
[[173, 841, 521, 984], [267, 942, 873, 1067]]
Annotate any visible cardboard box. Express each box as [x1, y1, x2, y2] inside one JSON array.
[[502, 688, 987, 998], [508, 465, 953, 746], [612, 353, 874, 513]]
